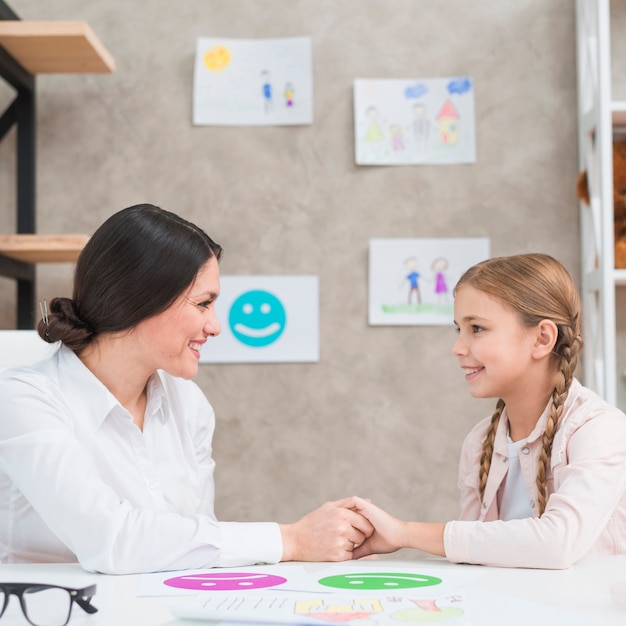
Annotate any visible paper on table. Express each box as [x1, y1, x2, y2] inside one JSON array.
[[170, 591, 468, 624], [171, 585, 595, 626], [463, 588, 589, 626]]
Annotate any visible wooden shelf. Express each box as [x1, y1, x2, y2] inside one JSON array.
[[0, 21, 115, 74], [0, 234, 89, 263], [0, 6, 114, 326]]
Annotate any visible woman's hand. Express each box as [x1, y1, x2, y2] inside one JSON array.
[[279, 497, 374, 562]]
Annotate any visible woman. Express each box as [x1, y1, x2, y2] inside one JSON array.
[[0, 204, 371, 574]]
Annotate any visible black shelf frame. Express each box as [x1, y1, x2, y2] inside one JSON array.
[[0, 0, 37, 328]]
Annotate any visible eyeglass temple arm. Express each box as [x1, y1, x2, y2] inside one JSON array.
[[72, 585, 98, 614]]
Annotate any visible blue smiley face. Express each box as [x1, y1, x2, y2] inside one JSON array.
[[228, 290, 286, 347]]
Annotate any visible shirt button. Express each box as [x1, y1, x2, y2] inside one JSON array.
[[530, 500, 536, 508], [522, 447, 530, 455], [148, 482, 159, 491], [482, 502, 487, 509], [502, 457, 508, 463]]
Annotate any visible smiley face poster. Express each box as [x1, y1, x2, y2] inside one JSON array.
[[199, 275, 319, 364]]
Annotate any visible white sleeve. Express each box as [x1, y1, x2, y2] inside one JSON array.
[[0, 375, 283, 574]]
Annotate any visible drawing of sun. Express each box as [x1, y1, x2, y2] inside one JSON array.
[[204, 45, 231, 72]]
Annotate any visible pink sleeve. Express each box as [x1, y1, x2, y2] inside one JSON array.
[[444, 409, 626, 569]]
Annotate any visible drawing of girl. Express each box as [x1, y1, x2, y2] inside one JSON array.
[[431, 257, 449, 304]]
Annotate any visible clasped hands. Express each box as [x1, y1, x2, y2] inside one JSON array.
[[279, 496, 406, 562]]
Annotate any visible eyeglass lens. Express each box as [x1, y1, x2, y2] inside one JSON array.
[[0, 586, 73, 626]]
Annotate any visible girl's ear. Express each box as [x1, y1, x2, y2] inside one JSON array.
[[532, 319, 558, 358]]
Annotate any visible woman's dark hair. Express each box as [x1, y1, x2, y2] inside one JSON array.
[[37, 204, 222, 352]]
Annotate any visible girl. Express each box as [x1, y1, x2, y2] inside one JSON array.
[[0, 204, 372, 574], [352, 253, 626, 569]]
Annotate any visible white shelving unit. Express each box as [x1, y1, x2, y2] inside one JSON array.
[[575, 0, 626, 406]]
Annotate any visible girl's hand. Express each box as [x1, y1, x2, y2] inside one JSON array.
[[349, 496, 408, 559]]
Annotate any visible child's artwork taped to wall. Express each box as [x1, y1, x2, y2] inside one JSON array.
[[369, 238, 490, 326], [354, 77, 475, 165], [193, 37, 313, 126]]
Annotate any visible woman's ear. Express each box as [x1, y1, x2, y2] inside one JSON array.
[[532, 319, 558, 359]]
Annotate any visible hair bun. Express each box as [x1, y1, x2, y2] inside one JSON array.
[[37, 297, 93, 350]]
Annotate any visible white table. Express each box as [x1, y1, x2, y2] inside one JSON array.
[[0, 556, 625, 625]]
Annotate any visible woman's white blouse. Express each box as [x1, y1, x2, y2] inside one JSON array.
[[0, 345, 282, 574]]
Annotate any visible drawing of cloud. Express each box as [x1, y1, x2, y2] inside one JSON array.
[[404, 82, 428, 99], [447, 77, 472, 95]]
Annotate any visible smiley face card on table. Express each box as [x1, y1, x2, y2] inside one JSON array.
[[138, 564, 477, 597]]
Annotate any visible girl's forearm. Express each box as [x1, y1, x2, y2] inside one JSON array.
[[402, 522, 446, 557]]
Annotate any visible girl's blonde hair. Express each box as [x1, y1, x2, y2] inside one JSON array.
[[455, 253, 583, 516]]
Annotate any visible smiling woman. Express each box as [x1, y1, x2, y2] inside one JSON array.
[[0, 203, 374, 574], [61, 205, 224, 401], [126, 256, 222, 384]]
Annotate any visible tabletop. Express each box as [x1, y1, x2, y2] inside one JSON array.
[[0, 556, 625, 625]]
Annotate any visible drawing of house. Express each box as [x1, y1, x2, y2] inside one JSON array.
[[437, 99, 459, 144]]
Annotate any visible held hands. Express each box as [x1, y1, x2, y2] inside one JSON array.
[[349, 496, 408, 559], [279, 496, 445, 562], [279, 497, 374, 562], [350, 496, 446, 559]]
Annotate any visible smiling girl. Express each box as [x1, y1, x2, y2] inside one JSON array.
[[351, 253, 626, 568]]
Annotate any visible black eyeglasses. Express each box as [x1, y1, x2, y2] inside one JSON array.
[[0, 583, 97, 626]]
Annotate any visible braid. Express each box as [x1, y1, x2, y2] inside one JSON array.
[[535, 325, 582, 516], [478, 399, 505, 505]]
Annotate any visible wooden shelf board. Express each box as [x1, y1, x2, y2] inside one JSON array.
[[0, 21, 115, 74], [0, 234, 89, 263]]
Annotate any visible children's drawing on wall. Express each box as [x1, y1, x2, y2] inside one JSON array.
[[261, 69, 274, 113], [284, 81, 295, 107], [354, 77, 475, 165], [403, 257, 422, 305], [369, 238, 490, 325], [431, 256, 451, 305], [193, 37, 312, 126], [363, 106, 386, 159]]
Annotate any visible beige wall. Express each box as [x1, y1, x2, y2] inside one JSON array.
[[0, 1, 580, 531]]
